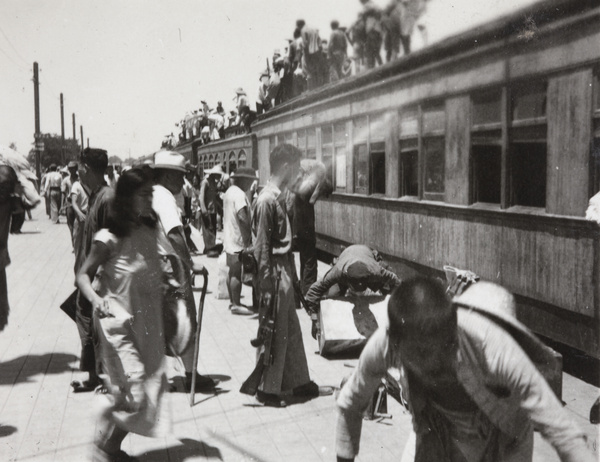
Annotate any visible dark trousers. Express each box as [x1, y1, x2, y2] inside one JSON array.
[[65, 206, 75, 246], [75, 291, 100, 375], [297, 239, 318, 295], [10, 212, 25, 233], [201, 212, 217, 251]]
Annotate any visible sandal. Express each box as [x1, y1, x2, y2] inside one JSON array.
[[70, 380, 99, 393]]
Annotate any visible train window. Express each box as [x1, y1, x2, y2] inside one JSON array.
[[511, 82, 547, 121], [228, 151, 237, 174], [297, 129, 307, 155], [400, 138, 419, 197], [354, 144, 369, 194], [307, 129, 317, 159], [321, 126, 334, 186], [334, 123, 347, 191], [370, 141, 386, 195], [510, 82, 547, 208], [208, 154, 214, 168], [238, 150, 247, 168], [423, 137, 445, 196], [472, 142, 502, 204], [399, 111, 418, 137]]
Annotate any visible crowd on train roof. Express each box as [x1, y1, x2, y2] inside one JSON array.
[[162, 0, 430, 150]]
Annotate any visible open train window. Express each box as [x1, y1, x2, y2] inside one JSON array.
[[354, 144, 369, 194], [471, 91, 502, 204], [297, 129, 306, 156], [509, 82, 547, 208], [228, 151, 237, 174], [307, 129, 317, 159], [334, 123, 347, 191], [238, 150, 247, 168], [400, 138, 419, 197], [422, 105, 446, 200], [370, 141, 386, 195], [321, 126, 334, 186]]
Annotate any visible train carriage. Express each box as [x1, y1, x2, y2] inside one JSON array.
[[248, 0, 600, 357]]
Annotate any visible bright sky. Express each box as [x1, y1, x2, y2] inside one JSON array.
[[0, 0, 538, 160]]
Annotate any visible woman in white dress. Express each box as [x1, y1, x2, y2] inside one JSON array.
[[77, 168, 170, 462]]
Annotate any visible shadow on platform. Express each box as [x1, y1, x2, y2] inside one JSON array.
[[0, 424, 17, 438], [139, 437, 222, 461], [0, 352, 78, 385]]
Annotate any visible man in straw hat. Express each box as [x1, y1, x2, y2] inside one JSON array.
[[336, 277, 594, 462], [152, 150, 215, 392], [223, 167, 257, 316]]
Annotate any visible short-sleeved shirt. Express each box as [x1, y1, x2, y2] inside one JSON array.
[[152, 184, 182, 236], [223, 184, 250, 254], [61, 176, 73, 203], [70, 181, 89, 214]]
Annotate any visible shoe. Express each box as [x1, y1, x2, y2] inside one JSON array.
[[256, 390, 287, 408], [70, 379, 100, 393], [231, 305, 254, 316], [92, 446, 139, 462], [292, 381, 334, 398], [184, 373, 217, 392]]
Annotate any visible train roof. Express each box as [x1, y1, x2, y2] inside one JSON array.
[[254, 0, 598, 125]]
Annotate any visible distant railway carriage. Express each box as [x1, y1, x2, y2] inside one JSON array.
[[174, 0, 600, 358]]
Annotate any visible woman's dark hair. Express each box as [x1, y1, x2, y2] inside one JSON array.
[[108, 167, 155, 237]]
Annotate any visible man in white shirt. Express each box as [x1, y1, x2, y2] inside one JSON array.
[[223, 167, 257, 315], [152, 151, 215, 392]]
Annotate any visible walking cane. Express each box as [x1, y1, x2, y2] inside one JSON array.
[[189, 271, 208, 407]]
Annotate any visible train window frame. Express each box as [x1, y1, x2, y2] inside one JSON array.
[[297, 129, 307, 156], [508, 81, 548, 209], [421, 104, 446, 201], [307, 128, 317, 159], [352, 114, 388, 196], [238, 150, 247, 168], [228, 151, 237, 174], [471, 90, 503, 205], [399, 108, 420, 198], [334, 122, 347, 191], [321, 125, 334, 187], [591, 71, 600, 195]]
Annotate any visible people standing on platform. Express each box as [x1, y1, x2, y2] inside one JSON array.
[[335, 278, 596, 462], [70, 176, 89, 255], [0, 164, 18, 331], [105, 164, 119, 190], [77, 168, 170, 462], [71, 148, 115, 393], [62, 161, 79, 247], [45, 164, 63, 224], [248, 143, 331, 407], [200, 165, 223, 257], [223, 167, 257, 316], [151, 151, 215, 392], [305, 244, 400, 337]]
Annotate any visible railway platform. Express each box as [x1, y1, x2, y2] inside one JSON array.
[[0, 207, 598, 461]]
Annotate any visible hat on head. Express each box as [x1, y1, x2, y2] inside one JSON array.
[[259, 69, 269, 80], [67, 161, 78, 169], [60, 166, 69, 174], [153, 150, 186, 172], [204, 164, 224, 176], [453, 282, 559, 368], [231, 167, 258, 180], [235, 87, 246, 95], [201, 100, 207, 105]]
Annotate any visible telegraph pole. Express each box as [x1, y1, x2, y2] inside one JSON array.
[[72, 113, 76, 147], [33, 62, 41, 181], [60, 93, 65, 164], [80, 126, 84, 151]]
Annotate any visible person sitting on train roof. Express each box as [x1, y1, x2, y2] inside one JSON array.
[[304, 244, 400, 337], [336, 278, 595, 462]]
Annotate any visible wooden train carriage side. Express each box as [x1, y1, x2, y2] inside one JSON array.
[[194, 133, 257, 174], [251, 0, 600, 357]]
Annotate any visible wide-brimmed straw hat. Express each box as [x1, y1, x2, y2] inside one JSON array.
[[231, 167, 258, 180], [453, 282, 558, 368], [153, 151, 186, 172], [204, 164, 224, 176]]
